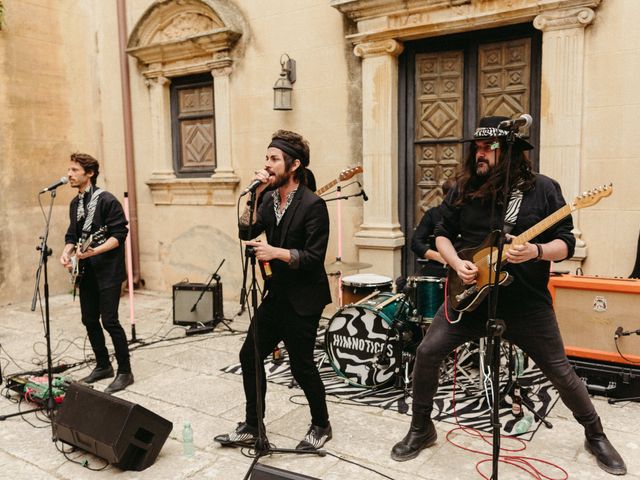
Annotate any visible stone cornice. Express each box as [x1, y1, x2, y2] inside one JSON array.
[[332, 0, 602, 43], [127, 28, 240, 66], [354, 39, 404, 58], [146, 175, 241, 206], [533, 7, 596, 31]]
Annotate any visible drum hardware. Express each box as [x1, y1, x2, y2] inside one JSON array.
[[372, 293, 406, 311], [354, 289, 382, 306]]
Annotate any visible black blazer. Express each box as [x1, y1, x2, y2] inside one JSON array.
[[239, 185, 332, 316], [65, 190, 129, 290]]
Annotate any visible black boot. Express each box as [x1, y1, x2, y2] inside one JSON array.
[[584, 417, 627, 475], [391, 411, 437, 461]]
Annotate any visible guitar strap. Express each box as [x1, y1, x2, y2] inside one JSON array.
[[503, 187, 523, 234], [80, 188, 103, 241]]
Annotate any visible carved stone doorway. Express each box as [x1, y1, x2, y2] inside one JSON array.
[[399, 24, 542, 276]]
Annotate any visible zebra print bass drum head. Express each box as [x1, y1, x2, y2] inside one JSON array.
[[324, 293, 420, 388]]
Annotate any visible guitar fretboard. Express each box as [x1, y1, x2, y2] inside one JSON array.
[[315, 179, 338, 196]]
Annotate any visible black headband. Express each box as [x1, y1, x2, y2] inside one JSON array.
[[268, 139, 309, 167]]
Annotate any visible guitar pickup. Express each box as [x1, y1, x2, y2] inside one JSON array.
[[455, 285, 477, 302]]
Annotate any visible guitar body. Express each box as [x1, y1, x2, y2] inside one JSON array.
[[445, 183, 613, 314], [447, 231, 510, 313]]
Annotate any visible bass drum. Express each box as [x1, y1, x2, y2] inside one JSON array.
[[325, 292, 422, 388]]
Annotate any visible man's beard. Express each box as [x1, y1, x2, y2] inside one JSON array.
[[475, 159, 492, 177], [271, 169, 292, 189]]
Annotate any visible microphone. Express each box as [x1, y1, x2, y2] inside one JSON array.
[[614, 326, 631, 339], [39, 176, 68, 194], [498, 114, 533, 131], [239, 179, 263, 197]]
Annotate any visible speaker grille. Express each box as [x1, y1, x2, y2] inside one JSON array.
[[173, 282, 223, 326]]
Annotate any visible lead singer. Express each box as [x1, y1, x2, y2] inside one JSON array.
[[215, 130, 333, 450]]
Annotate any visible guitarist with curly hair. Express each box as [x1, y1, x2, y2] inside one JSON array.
[[60, 153, 133, 394], [390, 117, 626, 476]]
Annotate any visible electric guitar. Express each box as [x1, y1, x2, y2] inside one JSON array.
[[447, 184, 613, 313], [315, 166, 363, 196], [70, 226, 108, 293]]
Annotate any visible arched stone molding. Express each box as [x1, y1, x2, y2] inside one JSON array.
[[332, 0, 603, 278], [127, 0, 245, 206]]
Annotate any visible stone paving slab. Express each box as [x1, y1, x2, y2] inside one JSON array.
[[0, 291, 638, 479]]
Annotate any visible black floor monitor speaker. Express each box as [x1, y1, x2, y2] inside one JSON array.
[[250, 464, 320, 480], [173, 281, 224, 327], [53, 383, 173, 471]]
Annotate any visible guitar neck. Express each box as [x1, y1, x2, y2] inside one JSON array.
[[500, 204, 574, 260], [315, 179, 338, 196]]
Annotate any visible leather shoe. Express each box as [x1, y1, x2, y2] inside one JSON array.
[[104, 373, 134, 394], [584, 417, 627, 475], [80, 365, 114, 384], [391, 412, 437, 462]]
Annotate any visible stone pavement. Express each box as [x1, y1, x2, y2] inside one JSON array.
[[0, 290, 638, 479]]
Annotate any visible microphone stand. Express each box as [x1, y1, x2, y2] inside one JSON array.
[[238, 189, 324, 480], [0, 190, 58, 428], [483, 127, 519, 480]]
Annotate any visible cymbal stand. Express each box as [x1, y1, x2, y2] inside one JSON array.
[[322, 184, 369, 305]]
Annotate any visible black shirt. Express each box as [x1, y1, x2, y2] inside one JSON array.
[[410, 205, 447, 277], [435, 174, 576, 311]]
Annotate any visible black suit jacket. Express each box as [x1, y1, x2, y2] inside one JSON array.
[[239, 185, 332, 316]]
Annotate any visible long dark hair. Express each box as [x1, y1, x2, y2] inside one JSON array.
[[454, 140, 535, 205]]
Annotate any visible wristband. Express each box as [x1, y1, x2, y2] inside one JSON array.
[[534, 243, 543, 262]]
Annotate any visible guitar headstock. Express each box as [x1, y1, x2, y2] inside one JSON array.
[[573, 183, 613, 209], [338, 165, 363, 182]]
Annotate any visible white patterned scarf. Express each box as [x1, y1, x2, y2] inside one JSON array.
[[273, 188, 298, 226]]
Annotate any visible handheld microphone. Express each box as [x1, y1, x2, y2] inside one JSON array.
[[614, 326, 631, 339], [498, 114, 533, 131], [39, 176, 69, 194], [240, 179, 264, 197]]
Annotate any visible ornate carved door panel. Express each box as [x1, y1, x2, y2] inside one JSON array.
[[400, 24, 541, 274]]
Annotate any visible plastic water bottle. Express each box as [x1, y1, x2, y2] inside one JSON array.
[[183, 421, 195, 457], [513, 414, 534, 435], [515, 348, 525, 377]]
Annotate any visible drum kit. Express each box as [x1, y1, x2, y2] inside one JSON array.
[[323, 272, 446, 391]]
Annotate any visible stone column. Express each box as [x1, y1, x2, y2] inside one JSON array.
[[353, 39, 405, 279], [534, 7, 597, 271], [211, 65, 235, 178], [146, 75, 175, 181]]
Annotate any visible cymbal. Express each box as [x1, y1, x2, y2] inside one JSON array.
[[325, 258, 372, 274]]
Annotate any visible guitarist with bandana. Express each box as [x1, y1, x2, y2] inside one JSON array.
[[60, 153, 133, 394], [390, 117, 626, 476]]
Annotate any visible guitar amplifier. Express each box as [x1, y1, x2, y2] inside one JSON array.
[[549, 275, 640, 364], [172, 282, 223, 327]]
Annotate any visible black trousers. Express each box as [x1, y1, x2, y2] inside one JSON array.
[[240, 293, 328, 428], [79, 267, 131, 374], [412, 302, 598, 426]]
